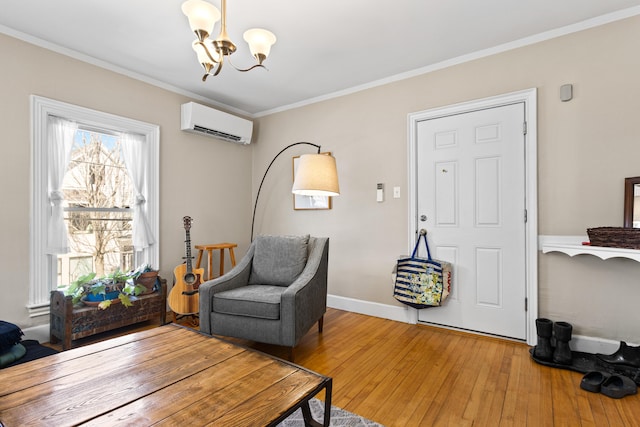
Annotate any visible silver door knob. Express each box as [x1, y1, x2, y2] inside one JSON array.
[[420, 215, 427, 222]]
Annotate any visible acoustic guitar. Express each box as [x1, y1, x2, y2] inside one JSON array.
[[168, 216, 204, 316]]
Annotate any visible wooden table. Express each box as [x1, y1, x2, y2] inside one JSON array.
[[0, 325, 332, 426]]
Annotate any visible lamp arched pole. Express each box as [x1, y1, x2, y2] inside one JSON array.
[[251, 142, 321, 241]]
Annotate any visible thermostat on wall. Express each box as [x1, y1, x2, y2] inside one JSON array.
[[560, 84, 573, 102]]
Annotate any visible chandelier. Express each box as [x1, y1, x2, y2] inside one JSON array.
[[182, 0, 276, 81]]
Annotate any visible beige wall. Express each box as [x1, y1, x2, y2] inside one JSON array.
[[253, 15, 640, 343], [4, 15, 640, 344], [0, 33, 253, 329]]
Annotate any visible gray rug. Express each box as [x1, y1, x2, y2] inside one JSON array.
[[279, 398, 384, 426]]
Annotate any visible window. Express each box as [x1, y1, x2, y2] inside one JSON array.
[[58, 130, 134, 285], [29, 96, 159, 317]]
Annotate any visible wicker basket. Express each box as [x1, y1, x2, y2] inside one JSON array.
[[587, 227, 640, 249]]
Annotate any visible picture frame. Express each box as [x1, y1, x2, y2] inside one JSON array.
[[292, 153, 332, 210], [623, 176, 640, 228]]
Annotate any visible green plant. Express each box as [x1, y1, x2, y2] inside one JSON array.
[[64, 272, 97, 305], [62, 266, 152, 310], [106, 268, 131, 284]]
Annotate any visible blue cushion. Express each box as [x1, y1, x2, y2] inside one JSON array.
[[0, 321, 23, 353], [0, 344, 27, 368], [0, 343, 26, 368], [249, 235, 309, 286]]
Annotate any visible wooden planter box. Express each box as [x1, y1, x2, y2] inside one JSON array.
[[50, 278, 167, 350]]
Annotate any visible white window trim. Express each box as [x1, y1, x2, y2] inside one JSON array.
[[29, 95, 160, 317]]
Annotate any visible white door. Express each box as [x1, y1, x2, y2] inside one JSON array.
[[416, 102, 526, 340]]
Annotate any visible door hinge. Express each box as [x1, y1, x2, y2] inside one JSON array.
[[524, 209, 528, 223], [525, 297, 528, 311], [523, 121, 527, 135]]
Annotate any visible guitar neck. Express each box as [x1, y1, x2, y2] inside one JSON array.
[[184, 229, 193, 273]]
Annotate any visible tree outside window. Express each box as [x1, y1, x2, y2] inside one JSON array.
[[58, 130, 134, 285]]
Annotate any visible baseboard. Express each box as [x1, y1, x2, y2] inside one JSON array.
[[22, 324, 50, 343], [327, 294, 636, 355], [24, 296, 408, 344], [24, 298, 636, 354], [327, 294, 416, 324], [570, 334, 638, 354]]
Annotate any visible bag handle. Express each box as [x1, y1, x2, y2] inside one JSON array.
[[411, 228, 433, 260]]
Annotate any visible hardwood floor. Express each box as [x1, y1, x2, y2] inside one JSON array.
[[46, 308, 640, 426], [242, 309, 640, 426]]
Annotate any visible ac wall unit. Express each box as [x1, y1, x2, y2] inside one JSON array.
[[180, 102, 253, 145]]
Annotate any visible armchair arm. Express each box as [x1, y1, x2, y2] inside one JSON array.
[[280, 237, 329, 346], [199, 243, 255, 334]]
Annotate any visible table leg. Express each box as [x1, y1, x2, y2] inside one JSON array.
[[300, 402, 320, 427], [300, 380, 332, 427], [323, 380, 332, 427], [219, 249, 225, 277]]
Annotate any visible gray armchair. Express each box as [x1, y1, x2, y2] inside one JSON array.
[[199, 235, 329, 356]]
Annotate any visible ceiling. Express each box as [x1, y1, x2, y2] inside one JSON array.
[[1, 0, 639, 117]]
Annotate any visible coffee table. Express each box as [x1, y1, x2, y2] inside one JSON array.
[[0, 324, 332, 426]]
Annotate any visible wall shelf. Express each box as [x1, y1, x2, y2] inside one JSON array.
[[539, 235, 640, 263]]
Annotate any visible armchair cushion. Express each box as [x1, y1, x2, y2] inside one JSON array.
[[213, 285, 285, 320], [249, 235, 309, 286]]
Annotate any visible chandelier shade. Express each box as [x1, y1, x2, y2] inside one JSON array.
[[243, 29, 277, 63], [181, 0, 220, 36], [182, 0, 277, 79], [192, 40, 219, 65]]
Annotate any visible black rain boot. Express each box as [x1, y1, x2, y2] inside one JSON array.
[[533, 318, 554, 361], [597, 341, 640, 368], [553, 321, 573, 365]]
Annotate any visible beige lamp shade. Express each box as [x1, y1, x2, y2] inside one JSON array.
[[292, 154, 340, 196]]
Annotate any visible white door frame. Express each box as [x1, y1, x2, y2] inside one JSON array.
[[408, 88, 538, 345]]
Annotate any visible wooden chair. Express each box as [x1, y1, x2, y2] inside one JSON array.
[[194, 243, 237, 281]]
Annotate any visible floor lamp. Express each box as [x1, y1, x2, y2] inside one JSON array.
[[251, 142, 340, 241]]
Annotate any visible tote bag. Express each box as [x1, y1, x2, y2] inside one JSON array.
[[393, 230, 452, 308]]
